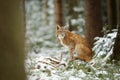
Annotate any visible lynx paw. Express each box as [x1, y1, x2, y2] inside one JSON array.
[[68, 58, 74, 62]]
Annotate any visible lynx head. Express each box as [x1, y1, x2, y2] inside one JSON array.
[[56, 25, 67, 39]]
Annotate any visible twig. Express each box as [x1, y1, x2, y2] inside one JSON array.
[[38, 61, 57, 68], [44, 57, 60, 64], [60, 53, 63, 61], [38, 53, 66, 69]]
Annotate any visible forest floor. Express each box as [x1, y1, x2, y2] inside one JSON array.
[[25, 25, 120, 80]]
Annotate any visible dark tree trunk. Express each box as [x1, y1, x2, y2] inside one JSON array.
[[112, 26, 120, 61], [66, 0, 79, 31], [54, 0, 64, 26], [107, 0, 117, 31], [85, 0, 103, 47], [112, 0, 120, 61], [116, 0, 120, 26], [0, 0, 26, 80]]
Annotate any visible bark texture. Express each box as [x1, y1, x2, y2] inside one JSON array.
[[85, 0, 103, 47], [54, 0, 64, 26]]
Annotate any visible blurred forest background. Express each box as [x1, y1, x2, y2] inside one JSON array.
[[25, 0, 120, 60], [0, 0, 120, 80]]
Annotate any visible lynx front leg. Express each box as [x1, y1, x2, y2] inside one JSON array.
[[69, 48, 74, 62]]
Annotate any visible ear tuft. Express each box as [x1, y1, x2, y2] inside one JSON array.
[[56, 25, 61, 30], [64, 25, 68, 30]]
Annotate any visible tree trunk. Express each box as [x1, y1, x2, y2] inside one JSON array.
[[85, 0, 103, 47], [0, 0, 26, 80], [107, 0, 117, 31], [116, 0, 120, 26], [54, 0, 64, 26], [66, 0, 79, 31], [112, 0, 120, 61], [112, 26, 120, 61]]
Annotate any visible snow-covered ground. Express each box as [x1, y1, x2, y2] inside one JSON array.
[[25, 1, 120, 80]]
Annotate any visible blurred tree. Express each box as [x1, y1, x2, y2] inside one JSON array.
[[116, 0, 120, 26], [66, 0, 79, 31], [101, 0, 107, 24], [85, 0, 103, 47], [43, 0, 49, 25], [54, 0, 64, 26], [112, 26, 120, 61], [107, 0, 117, 31], [112, 0, 120, 61], [0, 0, 26, 80]]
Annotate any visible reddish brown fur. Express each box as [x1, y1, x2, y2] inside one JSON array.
[[56, 25, 93, 62]]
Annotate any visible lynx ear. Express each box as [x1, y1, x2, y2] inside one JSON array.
[[63, 25, 68, 30], [56, 25, 61, 30]]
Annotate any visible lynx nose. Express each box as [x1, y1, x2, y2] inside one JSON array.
[[58, 33, 65, 39], [61, 33, 65, 37]]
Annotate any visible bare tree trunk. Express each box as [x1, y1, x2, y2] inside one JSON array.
[[85, 0, 103, 47], [116, 0, 120, 26], [107, 0, 117, 31], [66, 0, 79, 31], [112, 0, 120, 61], [0, 0, 26, 80], [54, 0, 64, 26], [112, 26, 120, 61]]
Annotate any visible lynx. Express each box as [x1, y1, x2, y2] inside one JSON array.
[[56, 25, 93, 62]]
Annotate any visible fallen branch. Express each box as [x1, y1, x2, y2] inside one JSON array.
[[38, 61, 57, 68], [38, 53, 66, 69]]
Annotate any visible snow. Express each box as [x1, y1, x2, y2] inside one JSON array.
[[25, 0, 120, 80], [93, 31, 117, 61]]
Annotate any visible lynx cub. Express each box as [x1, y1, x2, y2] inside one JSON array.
[[56, 25, 93, 62]]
